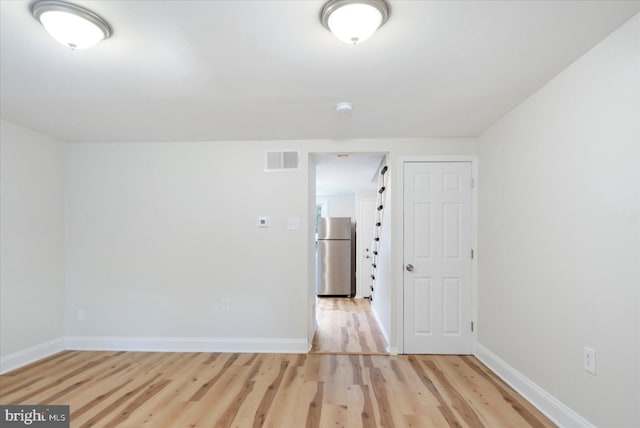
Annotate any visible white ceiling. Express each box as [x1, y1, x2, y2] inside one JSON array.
[[316, 152, 384, 195], [1, 1, 639, 143]]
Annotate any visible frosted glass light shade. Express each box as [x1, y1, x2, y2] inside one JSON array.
[[328, 3, 381, 44], [321, 0, 389, 45], [31, 1, 112, 50], [39, 10, 105, 49]]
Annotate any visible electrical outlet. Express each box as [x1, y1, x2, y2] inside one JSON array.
[[222, 299, 231, 312], [584, 347, 596, 375]]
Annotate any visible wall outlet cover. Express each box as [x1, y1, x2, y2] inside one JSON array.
[[584, 346, 596, 375], [257, 216, 270, 228]]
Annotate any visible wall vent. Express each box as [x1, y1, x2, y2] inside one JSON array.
[[265, 151, 300, 171]]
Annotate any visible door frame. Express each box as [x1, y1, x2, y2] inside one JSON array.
[[396, 155, 478, 354]]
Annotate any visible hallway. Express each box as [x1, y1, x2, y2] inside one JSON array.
[[311, 298, 388, 355]]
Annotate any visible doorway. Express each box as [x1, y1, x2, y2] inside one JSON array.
[[311, 152, 388, 354], [312, 297, 387, 354]]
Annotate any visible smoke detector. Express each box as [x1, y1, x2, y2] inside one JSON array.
[[336, 102, 353, 113]]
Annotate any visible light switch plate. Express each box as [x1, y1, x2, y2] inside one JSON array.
[[287, 217, 300, 230], [584, 346, 596, 375], [257, 216, 270, 228]]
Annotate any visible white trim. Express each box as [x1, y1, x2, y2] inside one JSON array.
[[65, 336, 309, 354], [0, 337, 65, 374], [396, 155, 478, 354], [387, 347, 399, 355], [370, 303, 391, 353], [475, 343, 595, 428], [309, 295, 318, 352]]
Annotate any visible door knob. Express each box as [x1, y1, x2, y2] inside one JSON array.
[[406, 264, 414, 272]]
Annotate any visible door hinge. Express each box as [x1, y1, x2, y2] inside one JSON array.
[[471, 321, 475, 332], [470, 177, 475, 189], [471, 249, 474, 259]]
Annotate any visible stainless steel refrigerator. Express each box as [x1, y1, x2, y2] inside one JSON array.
[[316, 217, 355, 296]]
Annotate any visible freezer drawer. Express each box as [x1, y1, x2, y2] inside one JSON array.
[[316, 240, 352, 296]]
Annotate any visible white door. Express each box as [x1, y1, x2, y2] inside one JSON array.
[[403, 162, 473, 354], [357, 196, 376, 298]]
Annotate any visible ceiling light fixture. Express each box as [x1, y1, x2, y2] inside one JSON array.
[[321, 0, 390, 45], [30, 0, 112, 50]]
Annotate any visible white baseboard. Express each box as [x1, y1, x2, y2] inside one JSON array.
[[0, 337, 65, 375], [475, 343, 594, 428], [65, 336, 309, 354], [370, 304, 392, 353]]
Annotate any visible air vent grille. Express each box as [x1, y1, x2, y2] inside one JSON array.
[[265, 151, 300, 171]]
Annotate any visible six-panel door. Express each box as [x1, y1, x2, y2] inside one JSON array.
[[403, 162, 473, 354]]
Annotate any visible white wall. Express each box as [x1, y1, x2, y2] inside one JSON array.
[[65, 141, 309, 350], [371, 177, 392, 349], [0, 124, 477, 362], [307, 154, 317, 348], [478, 14, 639, 427], [320, 194, 356, 220], [64, 138, 477, 352], [356, 189, 377, 298], [0, 119, 65, 370]]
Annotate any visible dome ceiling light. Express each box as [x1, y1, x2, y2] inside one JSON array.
[[30, 0, 112, 50], [320, 0, 390, 45]]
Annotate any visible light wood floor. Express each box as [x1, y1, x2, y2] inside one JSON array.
[[0, 351, 555, 427], [312, 297, 388, 355]]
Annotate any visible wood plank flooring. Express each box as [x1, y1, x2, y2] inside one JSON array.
[[0, 351, 556, 427], [312, 297, 388, 355]]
